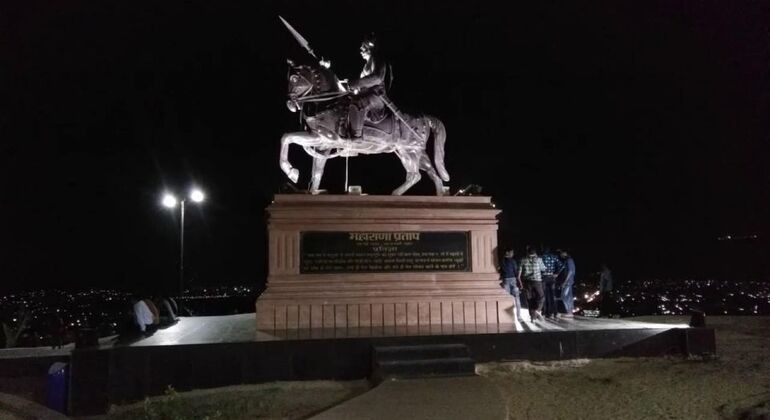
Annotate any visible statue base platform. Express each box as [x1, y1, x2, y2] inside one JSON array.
[[255, 194, 516, 330]]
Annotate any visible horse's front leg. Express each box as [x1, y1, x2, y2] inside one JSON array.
[[309, 156, 328, 194], [279, 133, 301, 183]]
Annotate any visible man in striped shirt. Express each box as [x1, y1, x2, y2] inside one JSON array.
[[518, 246, 546, 321]]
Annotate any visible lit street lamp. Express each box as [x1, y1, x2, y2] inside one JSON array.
[[162, 188, 205, 295]]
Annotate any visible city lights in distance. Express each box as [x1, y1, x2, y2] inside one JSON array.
[[717, 234, 758, 241]]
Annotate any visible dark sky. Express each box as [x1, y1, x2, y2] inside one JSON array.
[[2, 0, 769, 293]]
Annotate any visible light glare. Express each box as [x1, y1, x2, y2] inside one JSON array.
[[162, 194, 177, 208], [190, 189, 205, 203]]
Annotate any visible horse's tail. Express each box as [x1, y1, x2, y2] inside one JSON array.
[[428, 116, 450, 182]]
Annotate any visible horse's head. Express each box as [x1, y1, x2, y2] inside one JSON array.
[[286, 59, 341, 112]]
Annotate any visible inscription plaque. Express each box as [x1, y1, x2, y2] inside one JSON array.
[[300, 231, 470, 273]]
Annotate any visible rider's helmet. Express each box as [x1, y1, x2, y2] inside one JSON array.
[[359, 33, 377, 58]]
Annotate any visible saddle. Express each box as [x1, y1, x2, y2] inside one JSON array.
[[365, 111, 396, 136], [334, 105, 396, 140], [335, 108, 398, 138]]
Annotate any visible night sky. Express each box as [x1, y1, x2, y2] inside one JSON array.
[[2, 1, 769, 293]]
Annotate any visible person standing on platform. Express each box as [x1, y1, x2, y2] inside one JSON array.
[[598, 263, 614, 317], [553, 248, 566, 311], [541, 247, 560, 319], [500, 249, 524, 322], [559, 250, 577, 317], [518, 246, 546, 321]]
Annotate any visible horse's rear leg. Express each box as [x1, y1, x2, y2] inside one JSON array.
[[309, 157, 327, 194], [393, 150, 421, 195], [419, 154, 446, 195]]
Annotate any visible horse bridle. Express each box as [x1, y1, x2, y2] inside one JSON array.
[[288, 67, 349, 108]]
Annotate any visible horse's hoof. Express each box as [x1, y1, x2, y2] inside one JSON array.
[[288, 168, 299, 183]]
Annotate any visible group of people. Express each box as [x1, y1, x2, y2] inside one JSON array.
[[500, 246, 576, 322], [130, 294, 179, 335]]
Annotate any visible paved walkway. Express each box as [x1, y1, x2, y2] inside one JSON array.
[[310, 375, 507, 420]]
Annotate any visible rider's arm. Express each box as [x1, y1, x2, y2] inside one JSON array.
[[351, 60, 386, 90]]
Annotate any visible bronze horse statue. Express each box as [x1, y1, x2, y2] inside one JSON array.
[[280, 60, 450, 195]]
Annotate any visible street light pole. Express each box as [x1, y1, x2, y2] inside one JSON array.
[[162, 188, 204, 297], [179, 199, 185, 296]]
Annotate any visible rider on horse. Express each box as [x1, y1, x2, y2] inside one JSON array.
[[279, 17, 449, 195], [348, 33, 391, 140]]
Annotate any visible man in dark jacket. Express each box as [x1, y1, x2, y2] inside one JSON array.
[[500, 249, 523, 322]]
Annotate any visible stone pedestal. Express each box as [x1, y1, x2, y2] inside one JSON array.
[[255, 194, 516, 330]]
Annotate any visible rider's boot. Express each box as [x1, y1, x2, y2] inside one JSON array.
[[349, 103, 365, 141]]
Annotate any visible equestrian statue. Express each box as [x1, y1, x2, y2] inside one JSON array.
[[278, 16, 450, 195]]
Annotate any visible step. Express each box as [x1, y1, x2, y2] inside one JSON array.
[[373, 343, 470, 361], [374, 357, 476, 378]]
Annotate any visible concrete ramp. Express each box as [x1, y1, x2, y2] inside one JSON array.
[[310, 376, 506, 420]]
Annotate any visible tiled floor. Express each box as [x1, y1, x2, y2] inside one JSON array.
[[0, 314, 690, 357], [120, 314, 690, 347]]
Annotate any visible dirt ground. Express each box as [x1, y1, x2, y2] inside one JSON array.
[[477, 316, 770, 420]]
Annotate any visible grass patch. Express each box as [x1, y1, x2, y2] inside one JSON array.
[[100, 380, 369, 420]]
